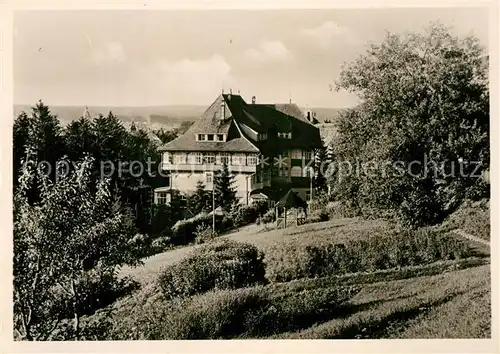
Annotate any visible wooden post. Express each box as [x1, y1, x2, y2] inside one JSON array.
[[284, 207, 287, 228], [212, 184, 215, 235]]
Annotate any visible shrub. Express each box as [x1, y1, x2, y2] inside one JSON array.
[[232, 202, 270, 228], [157, 240, 267, 299], [265, 229, 473, 282], [171, 213, 230, 245], [307, 209, 329, 224], [151, 235, 172, 253], [194, 224, 217, 244], [261, 208, 276, 224]]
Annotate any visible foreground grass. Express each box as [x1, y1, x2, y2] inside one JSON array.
[[105, 257, 488, 340], [272, 264, 490, 339]]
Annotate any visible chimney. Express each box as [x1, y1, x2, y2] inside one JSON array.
[[228, 88, 232, 100], [307, 112, 311, 121], [252, 96, 256, 104]]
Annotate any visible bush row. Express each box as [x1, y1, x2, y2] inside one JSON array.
[[166, 201, 270, 247], [265, 228, 474, 282]]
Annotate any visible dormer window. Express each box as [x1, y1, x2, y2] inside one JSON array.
[[197, 133, 225, 142], [277, 132, 292, 139]]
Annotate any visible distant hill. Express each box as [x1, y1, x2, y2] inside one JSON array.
[[13, 104, 348, 134], [13, 104, 206, 130]]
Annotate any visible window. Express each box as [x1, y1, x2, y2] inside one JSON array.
[[204, 153, 216, 164], [304, 150, 312, 161], [278, 132, 291, 139], [306, 190, 311, 201], [206, 172, 213, 184], [232, 153, 246, 166], [187, 153, 196, 164], [258, 133, 267, 140], [279, 166, 289, 177], [218, 152, 230, 164], [291, 166, 302, 177], [207, 134, 214, 141], [217, 134, 225, 141], [247, 154, 257, 165], [303, 166, 314, 178], [173, 153, 186, 164], [156, 192, 171, 205], [164, 152, 173, 164], [197, 134, 206, 141], [291, 149, 302, 159], [195, 152, 203, 164]]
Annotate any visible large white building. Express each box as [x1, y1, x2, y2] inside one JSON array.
[[155, 92, 323, 206]]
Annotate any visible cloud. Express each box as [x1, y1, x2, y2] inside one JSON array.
[[142, 54, 237, 104], [244, 40, 292, 63], [90, 41, 126, 64], [301, 21, 358, 48]]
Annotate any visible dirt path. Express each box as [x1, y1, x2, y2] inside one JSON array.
[[449, 229, 490, 256]]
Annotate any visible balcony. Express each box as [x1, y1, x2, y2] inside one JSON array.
[[161, 162, 257, 174]]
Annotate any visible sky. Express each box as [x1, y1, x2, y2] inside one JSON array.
[[14, 8, 489, 108]]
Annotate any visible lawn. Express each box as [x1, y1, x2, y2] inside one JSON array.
[[272, 264, 491, 339], [111, 215, 490, 339], [119, 217, 391, 284]]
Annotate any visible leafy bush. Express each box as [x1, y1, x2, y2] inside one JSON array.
[[307, 209, 330, 224], [194, 224, 217, 244], [157, 240, 267, 299], [232, 202, 270, 227], [53, 270, 139, 319], [261, 208, 276, 224], [171, 213, 230, 245], [265, 229, 473, 282]]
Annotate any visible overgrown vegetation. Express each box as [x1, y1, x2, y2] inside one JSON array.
[[110, 279, 360, 340], [157, 240, 267, 300], [329, 23, 489, 227], [14, 156, 143, 340], [265, 228, 473, 282], [440, 198, 490, 241]]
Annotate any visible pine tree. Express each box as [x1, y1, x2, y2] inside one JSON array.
[[313, 142, 328, 192], [64, 116, 96, 161], [214, 162, 237, 211], [13, 112, 34, 188], [187, 180, 211, 215]]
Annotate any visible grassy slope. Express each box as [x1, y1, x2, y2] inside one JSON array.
[[115, 215, 490, 339], [119, 218, 390, 284], [439, 199, 490, 241], [273, 264, 490, 339]]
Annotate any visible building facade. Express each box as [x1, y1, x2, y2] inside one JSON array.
[[155, 93, 323, 205]]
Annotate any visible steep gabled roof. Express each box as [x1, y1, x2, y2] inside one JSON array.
[[276, 189, 307, 209], [159, 93, 322, 153]]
